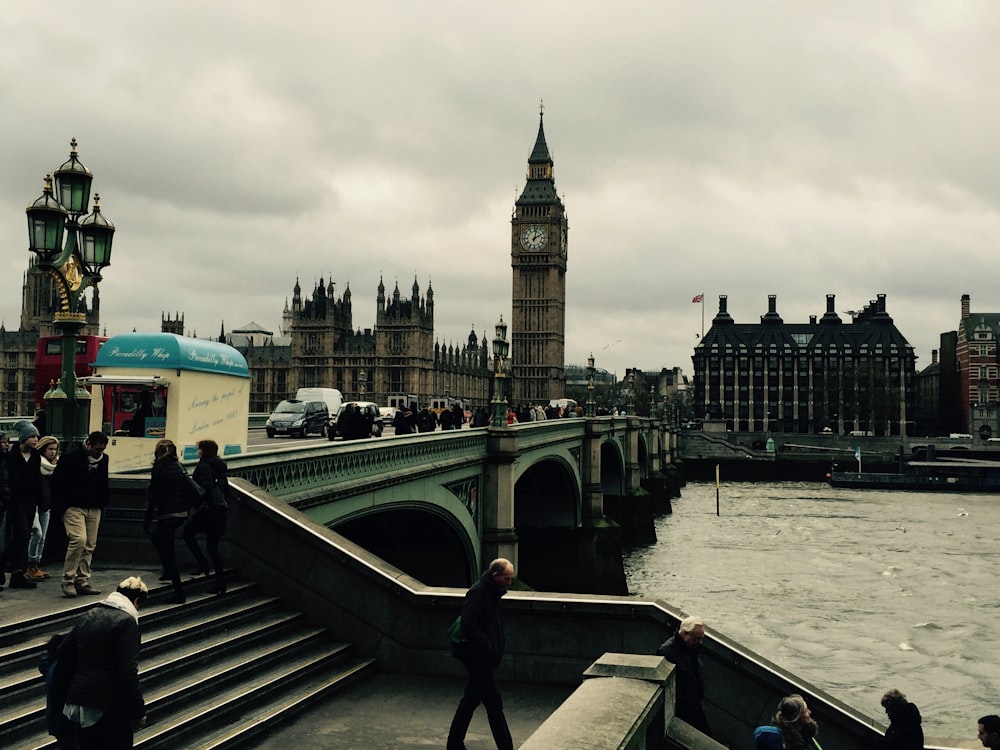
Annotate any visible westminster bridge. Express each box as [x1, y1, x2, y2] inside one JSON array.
[[104, 416, 672, 594], [90, 415, 891, 750]]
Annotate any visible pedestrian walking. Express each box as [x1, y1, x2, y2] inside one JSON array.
[[447, 558, 515, 750], [1, 420, 43, 590], [183, 439, 230, 595], [143, 439, 194, 604], [57, 575, 148, 749], [27, 435, 59, 581]]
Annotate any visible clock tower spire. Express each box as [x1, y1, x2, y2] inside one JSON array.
[[510, 105, 568, 404]]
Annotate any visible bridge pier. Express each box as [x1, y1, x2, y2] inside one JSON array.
[[483, 428, 519, 571]]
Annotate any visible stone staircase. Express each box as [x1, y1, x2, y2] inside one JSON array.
[[0, 575, 377, 749]]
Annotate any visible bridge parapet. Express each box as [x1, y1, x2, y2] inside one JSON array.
[[220, 429, 490, 504]]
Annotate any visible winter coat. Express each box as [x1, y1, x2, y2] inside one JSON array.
[[145, 458, 194, 528], [884, 701, 924, 750], [57, 594, 145, 719], [453, 571, 506, 669], [52, 445, 109, 511], [657, 633, 707, 728], [6, 447, 42, 508], [192, 455, 229, 510]]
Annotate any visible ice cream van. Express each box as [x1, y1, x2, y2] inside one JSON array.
[[83, 332, 250, 472]]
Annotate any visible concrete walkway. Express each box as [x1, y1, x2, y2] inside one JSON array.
[[1, 563, 572, 749]]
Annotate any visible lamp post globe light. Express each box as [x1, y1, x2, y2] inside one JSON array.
[[491, 316, 509, 428], [25, 139, 115, 446], [585, 352, 596, 417], [627, 369, 635, 415]]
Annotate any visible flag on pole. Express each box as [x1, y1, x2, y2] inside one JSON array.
[[692, 294, 704, 303]]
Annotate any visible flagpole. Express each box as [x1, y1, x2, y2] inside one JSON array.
[[701, 293, 705, 338]]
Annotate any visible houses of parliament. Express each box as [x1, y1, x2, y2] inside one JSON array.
[[1, 114, 570, 417]]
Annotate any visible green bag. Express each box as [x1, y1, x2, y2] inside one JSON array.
[[448, 616, 464, 644]]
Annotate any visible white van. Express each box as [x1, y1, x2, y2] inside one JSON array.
[[296, 387, 343, 417]]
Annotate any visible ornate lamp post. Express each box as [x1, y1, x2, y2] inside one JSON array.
[[25, 139, 115, 445], [491, 316, 509, 427], [649, 383, 656, 418], [627, 370, 636, 415], [585, 352, 596, 417]]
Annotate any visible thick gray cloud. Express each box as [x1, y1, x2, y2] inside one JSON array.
[[3, 2, 999, 378]]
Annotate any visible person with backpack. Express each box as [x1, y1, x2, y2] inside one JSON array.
[[183, 439, 230, 595], [143, 439, 194, 605]]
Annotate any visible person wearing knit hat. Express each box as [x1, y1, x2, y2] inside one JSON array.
[[26, 436, 59, 581], [1, 420, 42, 589], [15, 419, 40, 444]]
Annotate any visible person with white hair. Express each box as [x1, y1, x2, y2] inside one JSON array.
[[656, 615, 712, 737], [56, 576, 148, 749]]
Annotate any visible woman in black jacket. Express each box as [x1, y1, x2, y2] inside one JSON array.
[[144, 439, 193, 604], [183, 439, 229, 595]]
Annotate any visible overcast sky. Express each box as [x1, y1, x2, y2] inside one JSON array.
[[3, 3, 998, 380]]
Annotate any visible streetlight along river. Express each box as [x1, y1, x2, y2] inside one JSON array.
[[624, 481, 999, 746]]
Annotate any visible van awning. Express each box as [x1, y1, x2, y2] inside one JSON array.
[[80, 375, 170, 387]]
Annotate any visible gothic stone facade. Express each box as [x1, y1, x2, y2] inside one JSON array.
[[236, 276, 494, 414], [510, 112, 568, 405]]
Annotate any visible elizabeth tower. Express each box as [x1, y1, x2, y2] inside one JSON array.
[[511, 111, 568, 404]]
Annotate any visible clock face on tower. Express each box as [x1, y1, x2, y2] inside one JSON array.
[[520, 225, 547, 251]]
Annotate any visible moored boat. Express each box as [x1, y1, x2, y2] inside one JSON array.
[[830, 457, 1000, 491]]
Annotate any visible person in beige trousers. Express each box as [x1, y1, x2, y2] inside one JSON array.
[[52, 432, 110, 598]]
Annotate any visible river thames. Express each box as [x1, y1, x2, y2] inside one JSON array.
[[623, 481, 999, 746]]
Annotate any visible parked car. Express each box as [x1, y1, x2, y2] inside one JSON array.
[[328, 401, 384, 440], [265, 400, 329, 438]]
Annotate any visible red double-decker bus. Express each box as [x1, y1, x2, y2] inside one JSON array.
[[34, 334, 108, 409]]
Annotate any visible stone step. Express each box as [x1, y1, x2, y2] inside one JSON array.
[[0, 575, 377, 750]]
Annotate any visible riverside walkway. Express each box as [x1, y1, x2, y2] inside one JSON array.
[[0, 563, 570, 749]]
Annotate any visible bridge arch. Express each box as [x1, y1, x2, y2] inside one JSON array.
[[600, 439, 625, 497], [322, 481, 481, 588], [511, 454, 582, 591]]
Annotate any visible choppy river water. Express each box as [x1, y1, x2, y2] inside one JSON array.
[[623, 481, 999, 745]]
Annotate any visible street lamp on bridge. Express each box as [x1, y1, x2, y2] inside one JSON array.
[[585, 352, 596, 417], [25, 139, 115, 446], [491, 316, 509, 427]]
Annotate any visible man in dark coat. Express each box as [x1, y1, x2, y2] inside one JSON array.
[[447, 558, 515, 750], [53, 432, 110, 598], [880, 688, 923, 750], [1, 420, 42, 589], [657, 615, 712, 737], [57, 576, 148, 749]]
